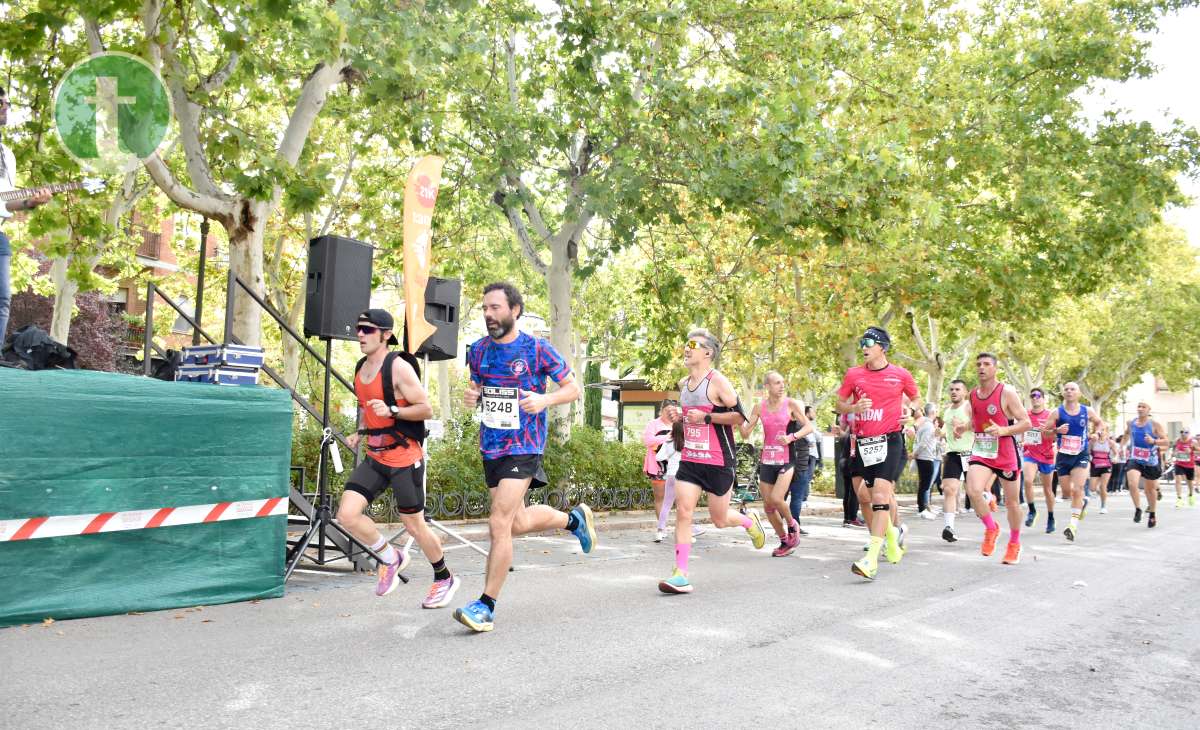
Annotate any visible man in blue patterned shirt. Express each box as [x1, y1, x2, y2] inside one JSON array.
[[452, 282, 597, 632]]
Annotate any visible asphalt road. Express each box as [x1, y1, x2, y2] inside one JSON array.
[[2, 495, 1198, 729]]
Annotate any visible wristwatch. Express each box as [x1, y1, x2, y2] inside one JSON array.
[[703, 414, 712, 425], [389, 405, 401, 418]]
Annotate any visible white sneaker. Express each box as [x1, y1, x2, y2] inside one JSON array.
[[692, 525, 706, 537], [1099, 507, 1108, 514], [653, 530, 665, 543], [919, 509, 936, 520]]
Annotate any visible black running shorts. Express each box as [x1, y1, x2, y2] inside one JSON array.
[[1127, 461, 1163, 481], [849, 431, 906, 485], [757, 462, 796, 484], [483, 454, 548, 489], [676, 460, 736, 497], [942, 452, 970, 481], [344, 457, 426, 514]]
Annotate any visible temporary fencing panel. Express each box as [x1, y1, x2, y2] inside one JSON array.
[[0, 368, 292, 627]]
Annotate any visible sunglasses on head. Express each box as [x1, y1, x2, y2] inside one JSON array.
[[356, 324, 379, 335]]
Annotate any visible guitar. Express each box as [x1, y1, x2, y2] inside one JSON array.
[[1, 178, 107, 206]]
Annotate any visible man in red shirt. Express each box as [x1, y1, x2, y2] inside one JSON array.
[[837, 326, 921, 581], [958, 353, 1032, 565]]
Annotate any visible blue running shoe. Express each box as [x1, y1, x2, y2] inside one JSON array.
[[569, 503, 596, 554], [453, 600, 494, 632], [1024, 505, 1036, 528], [1045, 513, 1056, 534], [658, 569, 693, 594]]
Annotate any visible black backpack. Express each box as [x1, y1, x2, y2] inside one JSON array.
[[353, 350, 428, 450], [1, 325, 79, 370]]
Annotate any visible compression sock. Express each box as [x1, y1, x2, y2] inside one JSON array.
[[980, 513, 998, 531], [675, 542, 691, 573], [1009, 527, 1021, 545], [479, 593, 496, 612], [430, 557, 451, 581]]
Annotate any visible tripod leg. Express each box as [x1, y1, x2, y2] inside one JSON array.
[[284, 516, 324, 581]]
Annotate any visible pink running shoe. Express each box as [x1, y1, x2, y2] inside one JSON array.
[[375, 546, 410, 597], [772, 540, 795, 557], [421, 574, 461, 609]]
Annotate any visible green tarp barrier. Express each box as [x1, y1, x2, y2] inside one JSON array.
[[0, 369, 292, 627]]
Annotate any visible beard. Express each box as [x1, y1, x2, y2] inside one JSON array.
[[485, 316, 514, 339]]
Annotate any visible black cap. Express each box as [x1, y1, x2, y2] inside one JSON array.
[[358, 309, 399, 346]]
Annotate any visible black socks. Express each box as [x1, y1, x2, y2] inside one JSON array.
[[431, 557, 451, 582], [479, 593, 496, 611], [565, 511, 580, 532]]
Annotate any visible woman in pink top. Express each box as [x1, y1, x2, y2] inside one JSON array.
[[740, 371, 812, 557], [1088, 424, 1117, 514], [642, 400, 677, 539]]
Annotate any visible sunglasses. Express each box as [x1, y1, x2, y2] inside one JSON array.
[[859, 337, 881, 349], [685, 340, 704, 351], [1030, 392, 1043, 398], [356, 324, 379, 335]]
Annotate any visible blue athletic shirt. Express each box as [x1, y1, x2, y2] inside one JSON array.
[[1055, 405, 1090, 456], [1128, 419, 1159, 465], [467, 331, 572, 459]]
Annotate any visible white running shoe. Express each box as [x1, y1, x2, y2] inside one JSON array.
[[653, 530, 665, 543], [919, 509, 936, 520], [692, 525, 706, 537], [1099, 506, 1108, 514]]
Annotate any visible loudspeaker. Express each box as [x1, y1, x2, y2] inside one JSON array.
[[409, 277, 461, 362], [303, 235, 374, 341]]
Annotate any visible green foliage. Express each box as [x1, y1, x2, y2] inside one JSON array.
[[543, 426, 645, 493]]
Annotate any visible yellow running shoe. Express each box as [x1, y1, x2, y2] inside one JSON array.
[[746, 509, 766, 549], [852, 557, 878, 581]]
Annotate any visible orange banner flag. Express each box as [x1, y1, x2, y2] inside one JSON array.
[[403, 155, 444, 355]]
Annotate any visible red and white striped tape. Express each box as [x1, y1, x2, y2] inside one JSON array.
[[0, 497, 287, 542]]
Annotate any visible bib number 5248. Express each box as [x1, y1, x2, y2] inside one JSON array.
[[481, 386, 520, 430]]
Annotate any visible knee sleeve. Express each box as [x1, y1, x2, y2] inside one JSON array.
[[871, 503, 890, 512]]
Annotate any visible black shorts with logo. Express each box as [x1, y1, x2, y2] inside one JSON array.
[[1176, 465, 1195, 481], [969, 462, 1020, 483], [757, 462, 796, 484], [483, 454, 548, 489], [676, 460, 736, 497], [942, 452, 970, 481], [1090, 464, 1112, 478], [849, 431, 906, 485], [344, 457, 426, 514], [1126, 461, 1163, 481]]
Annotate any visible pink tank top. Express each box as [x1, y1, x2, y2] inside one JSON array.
[[679, 371, 736, 468], [760, 398, 791, 465]]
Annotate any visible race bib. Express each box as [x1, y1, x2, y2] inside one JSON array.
[[1024, 430, 1042, 446], [973, 433, 998, 460], [1131, 446, 1153, 461], [859, 435, 888, 466], [1059, 434, 1084, 455], [683, 417, 712, 453], [1176, 449, 1192, 462], [481, 386, 520, 430], [762, 444, 788, 465]]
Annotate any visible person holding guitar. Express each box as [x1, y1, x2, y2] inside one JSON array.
[[1, 88, 52, 341]]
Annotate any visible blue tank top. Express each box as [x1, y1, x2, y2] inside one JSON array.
[[1128, 419, 1159, 465], [1055, 404, 1089, 455]]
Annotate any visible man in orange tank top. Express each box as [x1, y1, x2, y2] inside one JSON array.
[[338, 309, 460, 609]]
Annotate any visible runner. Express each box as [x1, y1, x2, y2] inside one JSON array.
[[739, 371, 812, 557], [1172, 428, 1195, 508], [658, 328, 764, 594], [1111, 434, 1128, 494], [454, 283, 595, 632], [340, 309, 460, 607], [1049, 382, 1104, 542], [959, 353, 1031, 565], [837, 326, 921, 581], [939, 379, 973, 542], [1089, 424, 1117, 514], [1123, 401, 1169, 528], [642, 401, 675, 542], [1021, 388, 1057, 532]]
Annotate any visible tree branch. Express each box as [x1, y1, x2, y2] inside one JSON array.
[[319, 137, 357, 237], [198, 52, 239, 95]]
